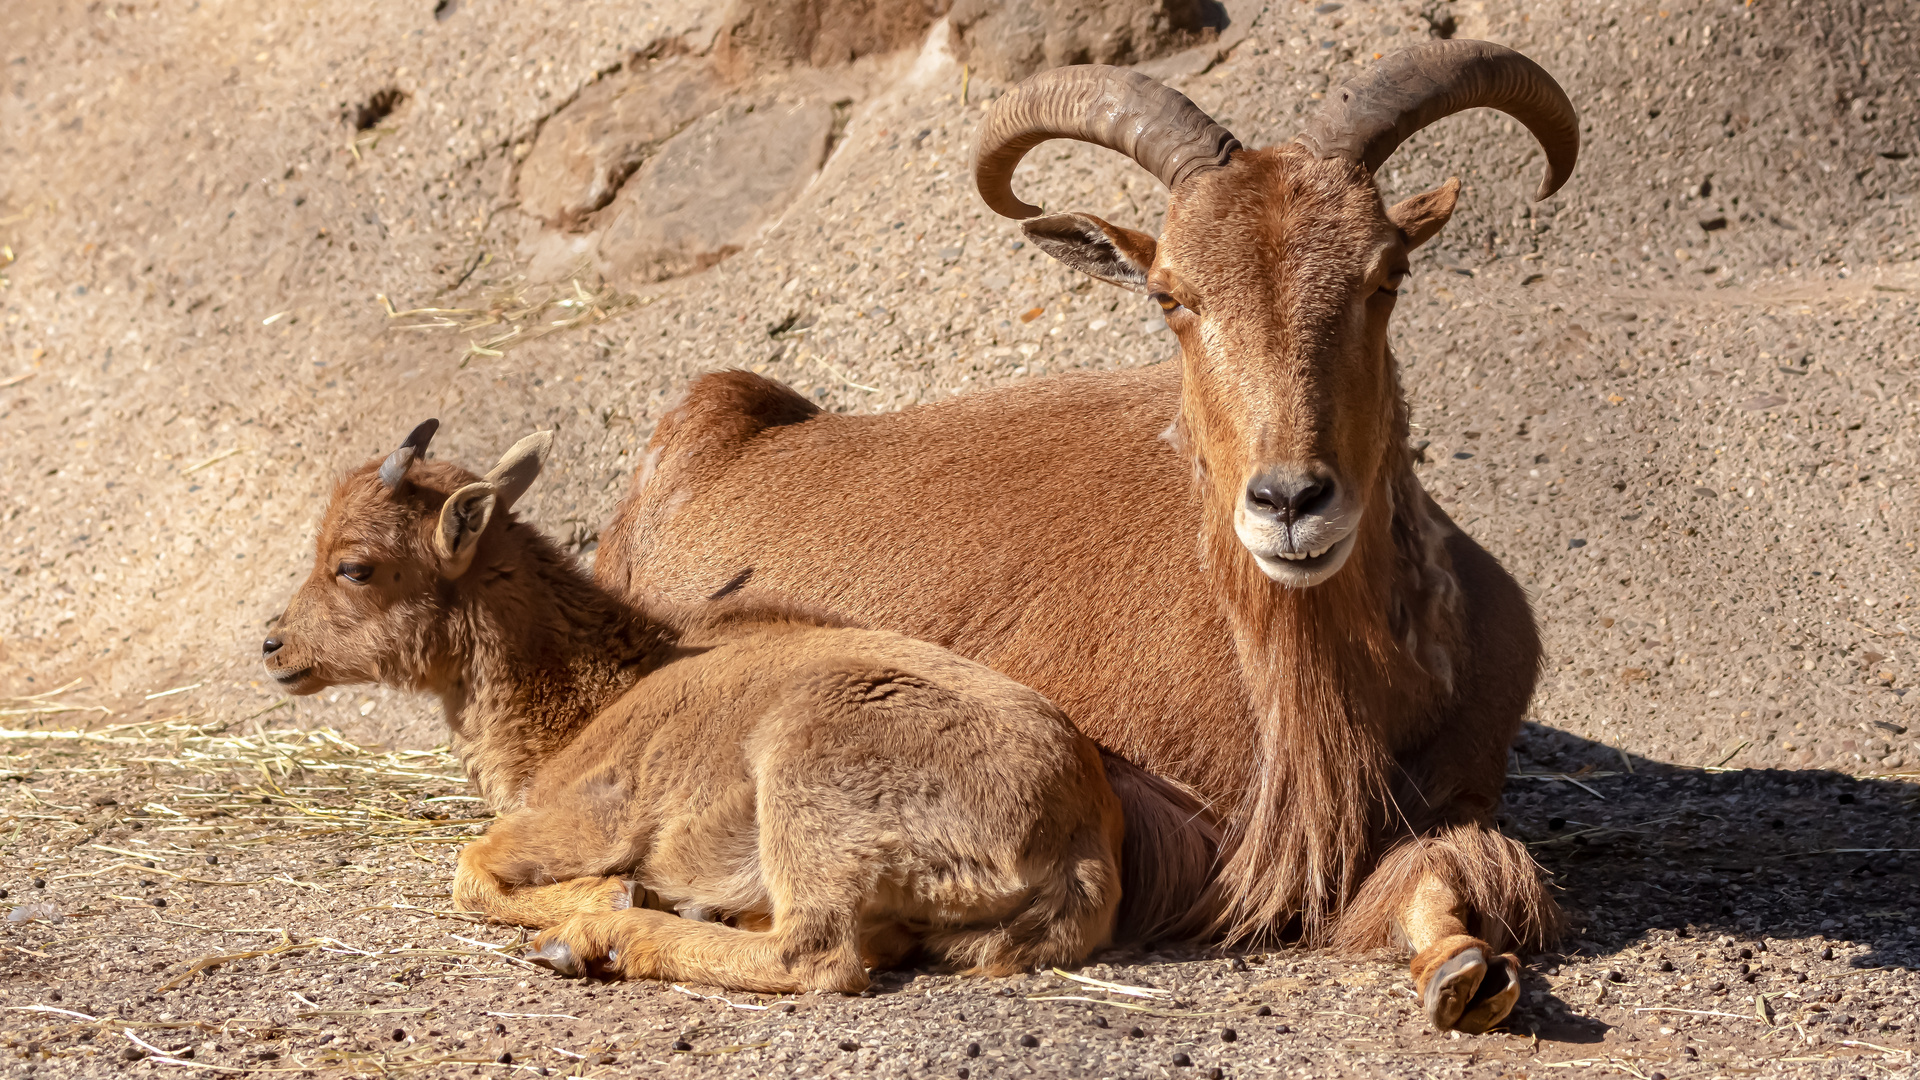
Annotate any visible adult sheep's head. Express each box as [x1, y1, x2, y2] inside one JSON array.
[[261, 421, 552, 695], [975, 41, 1577, 588]]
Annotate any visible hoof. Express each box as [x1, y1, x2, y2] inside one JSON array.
[[526, 938, 585, 978], [1454, 952, 1521, 1035], [1423, 946, 1488, 1031]]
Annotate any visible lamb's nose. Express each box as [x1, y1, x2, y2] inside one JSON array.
[[262, 636, 284, 656]]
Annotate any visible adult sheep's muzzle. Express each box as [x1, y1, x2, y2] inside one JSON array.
[[1235, 467, 1361, 587]]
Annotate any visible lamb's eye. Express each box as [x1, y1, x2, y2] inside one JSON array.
[[1151, 292, 1183, 313], [1381, 269, 1409, 296], [337, 562, 374, 583]]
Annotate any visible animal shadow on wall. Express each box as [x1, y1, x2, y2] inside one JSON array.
[[1499, 723, 1916, 1041]]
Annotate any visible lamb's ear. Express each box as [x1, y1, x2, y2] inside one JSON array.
[[435, 482, 497, 579], [379, 418, 441, 490], [482, 431, 552, 512], [1386, 177, 1460, 251], [1020, 213, 1158, 292]]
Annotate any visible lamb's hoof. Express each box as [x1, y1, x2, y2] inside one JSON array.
[[526, 939, 585, 978], [1423, 947, 1520, 1033]]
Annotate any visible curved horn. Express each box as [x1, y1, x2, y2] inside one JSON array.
[[378, 418, 440, 490], [1295, 40, 1579, 201], [974, 65, 1240, 220]]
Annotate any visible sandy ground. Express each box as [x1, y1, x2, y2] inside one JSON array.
[[2, 0, 1917, 1074]]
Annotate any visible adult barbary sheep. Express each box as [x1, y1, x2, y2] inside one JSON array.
[[599, 40, 1577, 1031], [261, 421, 1123, 991]]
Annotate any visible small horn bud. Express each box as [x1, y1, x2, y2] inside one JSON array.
[[379, 418, 440, 490]]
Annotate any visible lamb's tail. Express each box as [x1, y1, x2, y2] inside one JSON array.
[[1100, 749, 1223, 944]]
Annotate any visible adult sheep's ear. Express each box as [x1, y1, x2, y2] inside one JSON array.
[[379, 418, 440, 490], [436, 482, 497, 579], [1020, 213, 1158, 292], [483, 431, 552, 512], [1386, 177, 1460, 251]]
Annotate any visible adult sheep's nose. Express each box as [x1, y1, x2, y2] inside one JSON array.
[[262, 636, 284, 656], [1244, 469, 1338, 526]]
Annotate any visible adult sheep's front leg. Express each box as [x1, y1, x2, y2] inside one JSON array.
[[1398, 876, 1522, 1033], [1338, 823, 1558, 1033]]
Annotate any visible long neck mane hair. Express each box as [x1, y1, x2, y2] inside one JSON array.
[[1190, 354, 1464, 945]]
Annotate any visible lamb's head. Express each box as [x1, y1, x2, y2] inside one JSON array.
[[262, 421, 553, 696], [975, 41, 1577, 588]]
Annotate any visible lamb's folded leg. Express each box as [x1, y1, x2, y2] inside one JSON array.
[[450, 813, 636, 928], [528, 905, 869, 994]]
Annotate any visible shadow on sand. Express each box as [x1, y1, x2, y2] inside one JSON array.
[[1501, 722, 1917, 1042]]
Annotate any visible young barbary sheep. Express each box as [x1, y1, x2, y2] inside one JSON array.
[[261, 421, 1123, 992]]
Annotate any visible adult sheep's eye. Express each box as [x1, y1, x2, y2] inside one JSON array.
[[1381, 269, 1409, 296], [1151, 292, 1183, 313], [337, 562, 374, 583]]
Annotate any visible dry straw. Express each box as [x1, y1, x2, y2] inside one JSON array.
[[378, 264, 639, 364]]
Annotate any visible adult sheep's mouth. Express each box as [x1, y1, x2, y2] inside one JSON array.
[[1248, 529, 1357, 586], [271, 666, 314, 686]]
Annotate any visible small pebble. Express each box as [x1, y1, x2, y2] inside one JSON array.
[[206, 855, 219, 865], [1658, 959, 1673, 972], [965, 1042, 980, 1058], [1253, 1005, 1271, 1017], [1220, 1028, 1237, 1042], [1209, 1070, 1224, 1080], [0, 889, 8, 899], [493, 1022, 507, 1035], [837, 1039, 860, 1052], [1128, 1026, 1146, 1038], [1820, 946, 1834, 961], [1739, 947, 1753, 960], [778, 1002, 796, 1013], [391, 1029, 405, 1042], [1092, 1016, 1108, 1029], [32, 878, 45, 889], [140, 860, 155, 868], [671, 1040, 692, 1052], [496, 1052, 512, 1064], [120, 1047, 144, 1062], [957, 1069, 970, 1079], [1018, 1033, 1038, 1048], [1274, 1024, 1291, 1035], [1172, 1051, 1193, 1067], [151, 898, 167, 908]]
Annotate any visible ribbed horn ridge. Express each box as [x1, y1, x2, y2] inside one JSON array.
[[1295, 40, 1579, 201], [974, 65, 1241, 220]]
